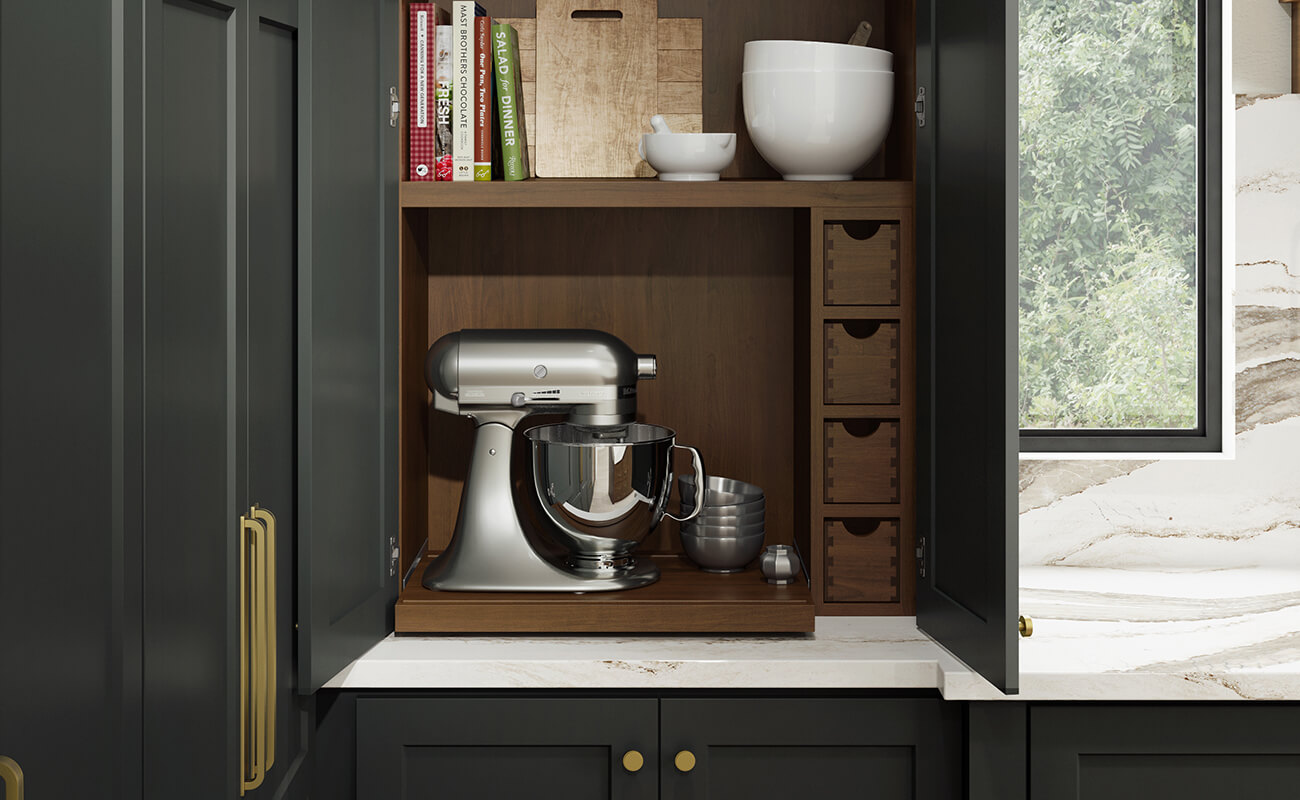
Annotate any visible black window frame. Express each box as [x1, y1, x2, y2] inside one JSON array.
[[1019, 0, 1223, 454]]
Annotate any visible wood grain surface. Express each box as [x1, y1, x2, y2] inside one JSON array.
[[535, 0, 659, 177], [399, 178, 913, 207], [395, 553, 815, 633], [824, 518, 900, 603]]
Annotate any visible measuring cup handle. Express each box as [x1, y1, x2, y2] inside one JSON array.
[[664, 444, 706, 523]]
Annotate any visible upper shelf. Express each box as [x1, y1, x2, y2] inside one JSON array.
[[399, 179, 913, 209]]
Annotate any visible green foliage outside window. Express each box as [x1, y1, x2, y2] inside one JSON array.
[[1019, 0, 1199, 429]]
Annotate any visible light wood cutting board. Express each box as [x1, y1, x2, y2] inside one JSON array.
[[535, 0, 658, 177]]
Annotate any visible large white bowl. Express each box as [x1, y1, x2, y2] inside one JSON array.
[[638, 132, 737, 181], [742, 69, 894, 181], [744, 40, 893, 73]]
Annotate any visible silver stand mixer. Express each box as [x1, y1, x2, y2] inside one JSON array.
[[423, 329, 704, 592]]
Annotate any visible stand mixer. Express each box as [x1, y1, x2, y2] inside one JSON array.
[[423, 329, 705, 592]]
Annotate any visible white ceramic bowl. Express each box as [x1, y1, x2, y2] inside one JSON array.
[[638, 132, 737, 181], [742, 69, 894, 181], [744, 40, 892, 73]]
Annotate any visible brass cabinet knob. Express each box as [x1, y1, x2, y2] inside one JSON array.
[[674, 750, 697, 773], [621, 750, 644, 773], [1019, 615, 1034, 637]]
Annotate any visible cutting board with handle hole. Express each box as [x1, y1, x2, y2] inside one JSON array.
[[535, 0, 658, 177]]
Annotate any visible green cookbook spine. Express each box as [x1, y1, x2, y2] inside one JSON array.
[[492, 23, 530, 181]]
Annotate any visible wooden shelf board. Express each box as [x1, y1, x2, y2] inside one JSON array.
[[400, 179, 913, 209], [821, 306, 904, 320], [820, 504, 904, 518], [395, 553, 814, 633], [819, 405, 903, 419]]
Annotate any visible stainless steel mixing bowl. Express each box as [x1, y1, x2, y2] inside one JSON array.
[[679, 475, 765, 507], [681, 528, 766, 573], [526, 422, 705, 569], [681, 519, 766, 538]]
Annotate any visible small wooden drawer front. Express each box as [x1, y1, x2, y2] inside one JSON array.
[[824, 419, 899, 503], [824, 220, 900, 306], [825, 519, 900, 603], [825, 320, 900, 404]]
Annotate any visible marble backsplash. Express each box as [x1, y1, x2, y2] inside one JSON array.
[[1019, 95, 1300, 571]]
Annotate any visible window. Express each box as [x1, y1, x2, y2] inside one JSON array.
[[1017, 0, 1222, 453]]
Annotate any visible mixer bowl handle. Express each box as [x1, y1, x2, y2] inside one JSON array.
[[664, 444, 706, 523]]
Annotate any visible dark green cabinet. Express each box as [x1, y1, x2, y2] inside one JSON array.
[[349, 695, 958, 800], [1030, 705, 1300, 799], [356, 697, 659, 800], [660, 698, 961, 800]]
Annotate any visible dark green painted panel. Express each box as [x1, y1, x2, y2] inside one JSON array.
[[660, 698, 960, 800], [298, 0, 399, 693], [0, 0, 121, 797], [248, 5, 309, 798], [141, 1, 240, 797], [356, 697, 658, 800], [914, 0, 1019, 694], [1031, 705, 1300, 799]]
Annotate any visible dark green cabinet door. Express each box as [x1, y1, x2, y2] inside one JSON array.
[[296, 0, 400, 695], [356, 697, 659, 800], [1031, 705, 1300, 799], [914, 0, 1020, 694], [140, 1, 245, 796], [660, 698, 961, 799], [247, 0, 309, 797], [0, 1, 122, 797]]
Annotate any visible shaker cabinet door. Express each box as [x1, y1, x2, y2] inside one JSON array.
[[355, 697, 660, 800], [296, 0, 401, 695], [659, 698, 961, 800], [1030, 705, 1300, 800], [914, 0, 1020, 694]]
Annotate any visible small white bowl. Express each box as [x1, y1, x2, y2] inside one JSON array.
[[743, 69, 894, 180], [639, 132, 737, 181], [744, 40, 893, 73]]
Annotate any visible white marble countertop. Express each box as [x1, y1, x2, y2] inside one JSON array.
[[325, 565, 1300, 701]]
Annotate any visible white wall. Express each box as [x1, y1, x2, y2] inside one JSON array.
[[1234, 0, 1292, 94]]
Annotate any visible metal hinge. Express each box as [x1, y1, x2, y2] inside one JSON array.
[[389, 86, 400, 127], [916, 535, 927, 578], [389, 535, 399, 577], [915, 86, 926, 128]]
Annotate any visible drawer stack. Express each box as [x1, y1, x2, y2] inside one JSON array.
[[811, 212, 914, 614]]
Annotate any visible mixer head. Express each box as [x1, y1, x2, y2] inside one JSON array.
[[425, 329, 657, 428]]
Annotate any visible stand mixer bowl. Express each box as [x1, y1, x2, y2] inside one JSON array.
[[525, 423, 705, 571]]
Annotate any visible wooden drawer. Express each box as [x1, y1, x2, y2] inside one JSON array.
[[824, 419, 899, 503], [824, 220, 900, 306], [824, 518, 900, 603], [824, 320, 899, 404]]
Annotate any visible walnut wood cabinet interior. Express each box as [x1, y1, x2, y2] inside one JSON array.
[[392, 0, 919, 633]]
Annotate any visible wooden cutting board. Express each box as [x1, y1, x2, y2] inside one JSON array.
[[535, 0, 659, 177]]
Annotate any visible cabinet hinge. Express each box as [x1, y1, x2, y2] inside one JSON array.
[[916, 535, 927, 579], [914, 86, 926, 128], [389, 535, 399, 577], [389, 86, 400, 128]]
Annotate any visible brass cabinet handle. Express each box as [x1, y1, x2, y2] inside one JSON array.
[[1019, 615, 1034, 638], [621, 750, 644, 773], [239, 506, 277, 795], [674, 750, 696, 773], [251, 505, 278, 774], [239, 513, 267, 795], [0, 756, 24, 800]]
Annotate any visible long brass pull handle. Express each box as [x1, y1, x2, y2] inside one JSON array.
[[239, 513, 268, 795], [251, 506, 278, 773], [0, 756, 24, 800]]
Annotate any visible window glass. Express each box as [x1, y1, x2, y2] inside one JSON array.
[[1019, 0, 1199, 430]]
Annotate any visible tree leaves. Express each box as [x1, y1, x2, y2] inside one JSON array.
[[1019, 0, 1199, 430]]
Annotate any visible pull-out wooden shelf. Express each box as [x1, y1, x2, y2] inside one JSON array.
[[395, 554, 814, 634], [399, 179, 913, 209]]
